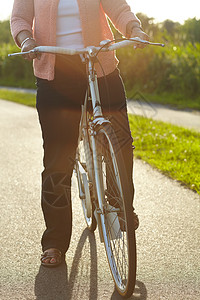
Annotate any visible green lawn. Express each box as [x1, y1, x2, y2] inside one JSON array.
[[0, 89, 36, 107], [129, 114, 200, 194]]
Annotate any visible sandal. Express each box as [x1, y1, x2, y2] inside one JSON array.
[[41, 248, 63, 268]]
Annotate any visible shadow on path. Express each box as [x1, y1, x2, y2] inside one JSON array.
[[111, 280, 147, 300], [34, 228, 98, 300]]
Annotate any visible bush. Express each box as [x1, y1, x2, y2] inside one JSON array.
[[117, 41, 200, 100], [0, 43, 35, 88]]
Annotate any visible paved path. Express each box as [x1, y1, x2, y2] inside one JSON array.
[[0, 99, 200, 300], [127, 100, 200, 132]]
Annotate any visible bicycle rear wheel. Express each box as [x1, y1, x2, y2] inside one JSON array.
[[95, 124, 136, 298], [75, 128, 97, 232]]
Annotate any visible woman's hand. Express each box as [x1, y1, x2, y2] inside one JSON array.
[[131, 27, 149, 49], [17, 30, 41, 60], [126, 21, 149, 49], [21, 38, 40, 60]]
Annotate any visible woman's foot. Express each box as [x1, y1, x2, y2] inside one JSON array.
[[41, 248, 63, 267]]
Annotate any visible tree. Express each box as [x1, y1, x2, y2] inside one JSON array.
[[0, 20, 14, 45], [181, 18, 200, 44]]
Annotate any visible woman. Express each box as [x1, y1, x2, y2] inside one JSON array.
[[11, 0, 149, 267]]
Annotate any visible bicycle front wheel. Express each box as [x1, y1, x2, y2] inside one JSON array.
[[95, 124, 136, 298]]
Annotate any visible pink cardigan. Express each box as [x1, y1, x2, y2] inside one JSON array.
[[11, 0, 140, 80]]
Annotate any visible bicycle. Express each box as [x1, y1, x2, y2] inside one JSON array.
[[9, 38, 164, 298]]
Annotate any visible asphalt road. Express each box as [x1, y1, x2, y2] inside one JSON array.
[[0, 99, 199, 300]]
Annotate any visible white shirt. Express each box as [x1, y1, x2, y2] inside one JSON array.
[[56, 0, 84, 49]]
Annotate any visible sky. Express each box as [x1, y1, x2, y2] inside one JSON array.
[[0, 0, 199, 24]]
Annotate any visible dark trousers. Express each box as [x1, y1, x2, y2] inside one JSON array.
[[36, 55, 134, 253]]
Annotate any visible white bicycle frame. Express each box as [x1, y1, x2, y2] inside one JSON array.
[[75, 53, 107, 221], [75, 50, 112, 234]]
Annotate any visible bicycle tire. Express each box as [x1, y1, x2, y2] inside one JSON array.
[[76, 128, 97, 232], [95, 123, 136, 298]]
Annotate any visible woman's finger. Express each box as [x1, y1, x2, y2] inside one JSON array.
[[131, 29, 150, 49], [21, 39, 38, 60]]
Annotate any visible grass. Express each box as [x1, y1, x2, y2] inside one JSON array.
[[129, 114, 200, 194], [0, 89, 36, 107]]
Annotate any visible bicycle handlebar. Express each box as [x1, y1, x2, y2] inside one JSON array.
[[8, 38, 164, 57]]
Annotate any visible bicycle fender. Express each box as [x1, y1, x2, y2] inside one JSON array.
[[92, 117, 111, 128]]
